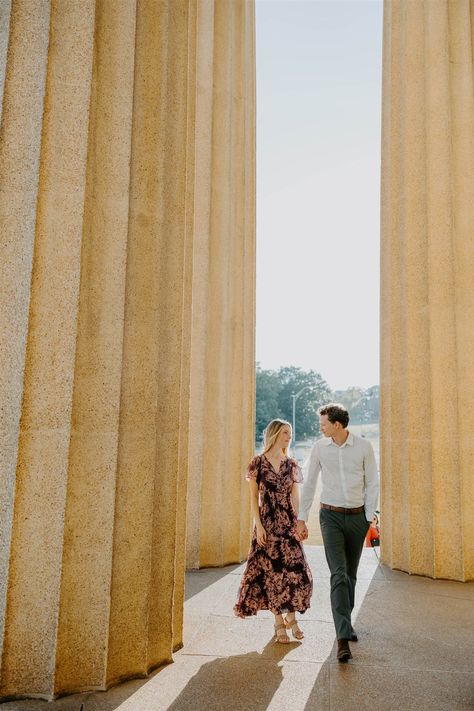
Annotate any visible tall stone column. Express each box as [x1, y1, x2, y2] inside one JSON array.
[[381, 0, 474, 581], [185, 0, 255, 570], [0, 0, 255, 701]]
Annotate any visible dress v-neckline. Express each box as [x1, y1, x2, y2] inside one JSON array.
[[263, 453, 287, 475]]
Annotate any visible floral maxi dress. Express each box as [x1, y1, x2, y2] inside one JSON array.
[[234, 454, 313, 617]]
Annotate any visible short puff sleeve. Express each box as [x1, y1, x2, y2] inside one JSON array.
[[290, 459, 303, 483], [245, 455, 261, 481]]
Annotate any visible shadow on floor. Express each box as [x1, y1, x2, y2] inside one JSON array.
[[167, 640, 297, 711], [301, 570, 474, 711], [0, 674, 155, 711], [185, 564, 241, 602], [3, 554, 474, 711]]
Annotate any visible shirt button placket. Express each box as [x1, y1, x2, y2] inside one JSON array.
[[339, 448, 348, 508]]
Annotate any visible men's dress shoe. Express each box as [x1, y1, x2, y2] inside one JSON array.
[[350, 627, 358, 642], [337, 639, 352, 663]]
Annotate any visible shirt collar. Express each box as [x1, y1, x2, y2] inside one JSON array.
[[324, 431, 354, 447]]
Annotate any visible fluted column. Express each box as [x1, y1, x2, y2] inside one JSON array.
[[381, 0, 474, 581], [185, 0, 255, 569], [0, 0, 256, 700]]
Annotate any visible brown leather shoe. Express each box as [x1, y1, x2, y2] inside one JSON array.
[[350, 626, 358, 642], [337, 639, 352, 663]]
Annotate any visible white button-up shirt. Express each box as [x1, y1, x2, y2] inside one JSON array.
[[299, 432, 379, 523]]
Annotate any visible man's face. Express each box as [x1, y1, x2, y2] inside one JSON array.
[[319, 414, 338, 438]]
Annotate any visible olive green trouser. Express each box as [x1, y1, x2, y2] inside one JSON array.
[[319, 507, 370, 640]]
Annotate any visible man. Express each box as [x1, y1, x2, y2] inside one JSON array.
[[296, 403, 379, 663]]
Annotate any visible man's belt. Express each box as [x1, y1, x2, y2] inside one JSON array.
[[320, 503, 365, 515]]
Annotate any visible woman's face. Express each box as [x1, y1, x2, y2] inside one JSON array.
[[275, 425, 292, 450]]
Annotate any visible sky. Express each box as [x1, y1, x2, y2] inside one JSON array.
[[256, 0, 383, 391]]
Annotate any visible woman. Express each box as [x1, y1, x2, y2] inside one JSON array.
[[365, 510, 380, 547], [234, 419, 313, 643]]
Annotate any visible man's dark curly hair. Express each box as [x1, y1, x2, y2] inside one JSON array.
[[318, 403, 349, 429]]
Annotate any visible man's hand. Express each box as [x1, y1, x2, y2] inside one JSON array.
[[296, 519, 308, 541]]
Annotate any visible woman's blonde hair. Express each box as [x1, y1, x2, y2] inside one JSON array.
[[262, 419, 292, 456]]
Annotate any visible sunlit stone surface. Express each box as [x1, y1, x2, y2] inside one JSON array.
[[381, 0, 474, 581], [0, 0, 255, 700], [1, 0, 473, 703]]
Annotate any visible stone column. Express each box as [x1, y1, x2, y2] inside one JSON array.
[[381, 0, 474, 581], [0, 0, 255, 701], [185, 0, 255, 569]]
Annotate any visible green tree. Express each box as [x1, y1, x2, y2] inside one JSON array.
[[333, 386, 365, 412], [255, 365, 332, 442], [276, 366, 332, 440], [333, 385, 379, 424], [351, 385, 379, 424], [255, 365, 280, 439]]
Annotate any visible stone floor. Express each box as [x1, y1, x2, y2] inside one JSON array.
[[2, 547, 473, 711]]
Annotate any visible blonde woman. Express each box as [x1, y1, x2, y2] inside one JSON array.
[[234, 419, 313, 643]]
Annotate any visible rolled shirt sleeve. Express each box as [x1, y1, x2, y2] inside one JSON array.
[[363, 442, 379, 522], [299, 442, 321, 522]]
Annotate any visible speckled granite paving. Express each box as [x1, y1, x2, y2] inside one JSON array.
[[2, 547, 473, 711]]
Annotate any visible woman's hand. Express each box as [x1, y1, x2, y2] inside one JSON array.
[[296, 520, 308, 541], [256, 522, 267, 546]]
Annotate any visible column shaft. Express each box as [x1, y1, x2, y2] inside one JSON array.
[[54, 0, 137, 693], [381, 0, 474, 581], [0, 0, 51, 666], [1, 1, 96, 696], [0, 0, 256, 699], [185, 0, 255, 570]]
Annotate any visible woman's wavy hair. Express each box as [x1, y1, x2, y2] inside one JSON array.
[[262, 419, 292, 456]]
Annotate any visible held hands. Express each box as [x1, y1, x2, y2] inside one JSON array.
[[296, 519, 308, 541], [256, 522, 267, 546]]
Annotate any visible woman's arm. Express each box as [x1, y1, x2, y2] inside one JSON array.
[[248, 479, 266, 545], [291, 482, 300, 517]]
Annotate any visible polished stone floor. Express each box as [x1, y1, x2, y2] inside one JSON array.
[[2, 547, 473, 711]]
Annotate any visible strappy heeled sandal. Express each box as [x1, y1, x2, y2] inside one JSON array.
[[284, 616, 304, 640], [274, 623, 290, 644]]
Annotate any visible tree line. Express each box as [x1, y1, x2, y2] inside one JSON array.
[[256, 364, 379, 442]]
